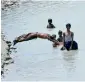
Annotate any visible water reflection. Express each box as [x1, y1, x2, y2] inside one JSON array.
[[62, 50, 78, 73]]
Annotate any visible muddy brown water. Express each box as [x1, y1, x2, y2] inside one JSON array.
[[1, 1, 85, 81]]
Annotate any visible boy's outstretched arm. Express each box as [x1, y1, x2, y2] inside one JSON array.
[[48, 37, 59, 45]]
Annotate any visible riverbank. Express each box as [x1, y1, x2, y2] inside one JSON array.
[[1, 34, 14, 76], [1, 0, 32, 10], [1, 0, 20, 10]]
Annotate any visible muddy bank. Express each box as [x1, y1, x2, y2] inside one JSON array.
[[1, 34, 14, 76], [1, 0, 32, 10], [1, 0, 20, 10]]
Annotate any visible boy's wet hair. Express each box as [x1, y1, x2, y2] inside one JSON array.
[[58, 30, 62, 35], [48, 18, 52, 23], [66, 23, 71, 28], [51, 34, 56, 39]]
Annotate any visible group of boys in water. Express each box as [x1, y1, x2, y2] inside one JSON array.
[[13, 19, 78, 51]]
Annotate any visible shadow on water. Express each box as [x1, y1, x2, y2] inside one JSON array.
[[62, 50, 79, 73]]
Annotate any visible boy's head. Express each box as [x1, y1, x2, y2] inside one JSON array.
[[66, 23, 71, 30], [48, 19, 52, 24], [51, 34, 56, 39], [58, 30, 62, 36]]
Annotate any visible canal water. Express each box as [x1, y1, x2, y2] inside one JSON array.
[[1, 1, 85, 81]]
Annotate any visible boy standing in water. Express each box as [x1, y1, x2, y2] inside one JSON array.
[[53, 30, 63, 47], [47, 19, 55, 28], [61, 23, 78, 51]]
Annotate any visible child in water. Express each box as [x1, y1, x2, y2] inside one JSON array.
[[47, 19, 55, 28], [53, 30, 63, 47], [61, 23, 78, 51]]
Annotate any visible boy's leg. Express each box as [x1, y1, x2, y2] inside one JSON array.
[[24, 33, 32, 38], [13, 34, 28, 46], [64, 41, 71, 51], [13, 34, 37, 46]]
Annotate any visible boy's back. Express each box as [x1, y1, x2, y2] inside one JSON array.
[[47, 18, 55, 28], [47, 24, 55, 28]]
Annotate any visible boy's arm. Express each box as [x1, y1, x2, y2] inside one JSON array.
[[63, 33, 65, 47], [48, 36, 59, 44], [52, 24, 56, 28], [70, 32, 74, 50]]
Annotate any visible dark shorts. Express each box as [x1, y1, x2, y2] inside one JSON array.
[[26, 34, 37, 41], [64, 41, 78, 50]]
